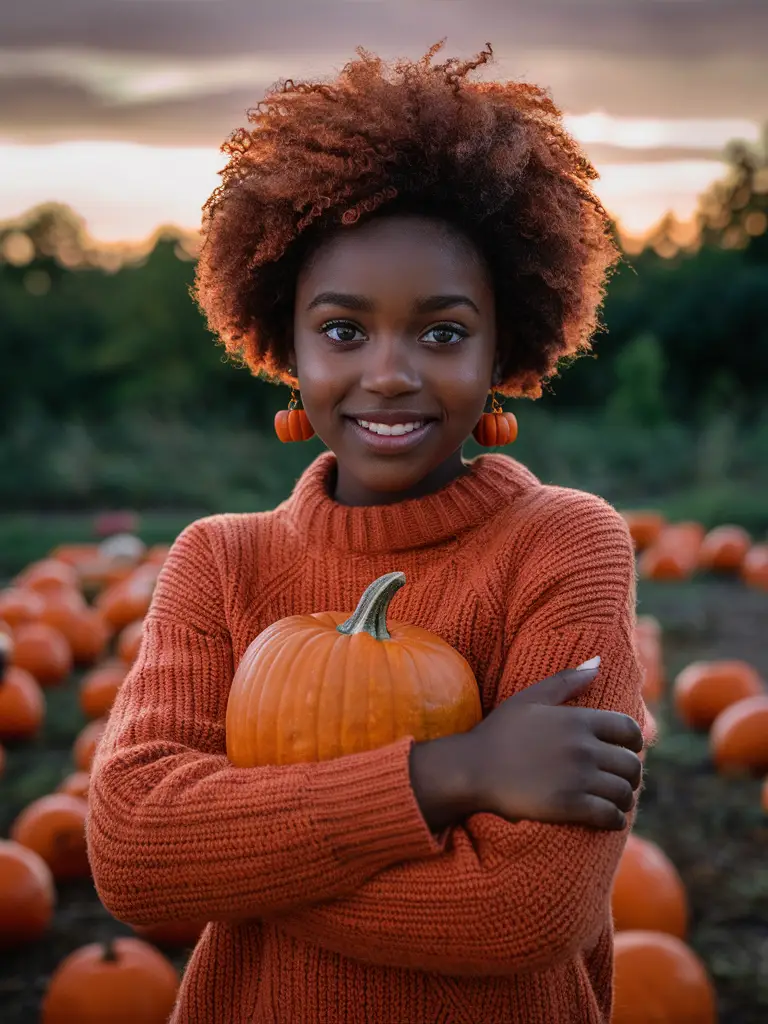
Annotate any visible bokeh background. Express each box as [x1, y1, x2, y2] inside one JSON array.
[[1, 2, 767, 1021]]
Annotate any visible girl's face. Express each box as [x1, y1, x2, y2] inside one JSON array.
[[292, 214, 498, 505]]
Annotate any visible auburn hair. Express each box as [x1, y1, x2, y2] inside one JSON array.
[[193, 41, 620, 397]]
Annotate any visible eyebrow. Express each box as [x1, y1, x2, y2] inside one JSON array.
[[305, 291, 480, 315]]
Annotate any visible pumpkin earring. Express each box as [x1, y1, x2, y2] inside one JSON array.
[[472, 390, 518, 447], [274, 386, 315, 442]]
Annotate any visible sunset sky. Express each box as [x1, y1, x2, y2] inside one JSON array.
[[1, 0, 766, 243]]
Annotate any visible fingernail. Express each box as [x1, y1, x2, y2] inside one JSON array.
[[576, 656, 601, 671]]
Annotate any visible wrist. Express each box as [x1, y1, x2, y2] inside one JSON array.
[[408, 731, 479, 833]]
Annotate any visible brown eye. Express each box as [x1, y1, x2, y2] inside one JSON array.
[[422, 324, 467, 346], [321, 320, 365, 343]]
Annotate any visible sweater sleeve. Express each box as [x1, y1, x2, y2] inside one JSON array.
[[268, 497, 651, 976], [86, 519, 443, 928]]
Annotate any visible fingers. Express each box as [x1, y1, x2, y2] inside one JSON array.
[[596, 743, 644, 791], [589, 770, 636, 814], [549, 793, 628, 831], [586, 709, 645, 753], [514, 660, 601, 707]]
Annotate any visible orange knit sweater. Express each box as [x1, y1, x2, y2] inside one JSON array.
[[87, 451, 649, 1024]]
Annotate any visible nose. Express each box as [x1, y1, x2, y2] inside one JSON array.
[[358, 337, 421, 397]]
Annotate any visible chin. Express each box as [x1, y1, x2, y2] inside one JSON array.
[[348, 456, 434, 495]]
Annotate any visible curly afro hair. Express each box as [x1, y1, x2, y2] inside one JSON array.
[[193, 41, 621, 398]]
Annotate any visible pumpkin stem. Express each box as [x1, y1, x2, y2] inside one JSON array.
[[102, 940, 119, 962], [336, 572, 406, 640]]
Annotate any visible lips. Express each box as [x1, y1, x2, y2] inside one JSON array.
[[344, 416, 437, 454]]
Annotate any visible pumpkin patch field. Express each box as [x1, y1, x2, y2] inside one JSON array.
[[1, 515, 767, 1022]]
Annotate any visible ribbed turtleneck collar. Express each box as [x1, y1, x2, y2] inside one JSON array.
[[279, 450, 539, 555]]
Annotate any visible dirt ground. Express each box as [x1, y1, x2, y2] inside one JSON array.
[[1, 576, 767, 1022]]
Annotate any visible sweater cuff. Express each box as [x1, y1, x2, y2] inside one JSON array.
[[307, 736, 446, 873]]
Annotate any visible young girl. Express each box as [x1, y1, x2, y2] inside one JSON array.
[[88, 43, 651, 1023]]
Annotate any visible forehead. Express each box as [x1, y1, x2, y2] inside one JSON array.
[[297, 214, 491, 297]]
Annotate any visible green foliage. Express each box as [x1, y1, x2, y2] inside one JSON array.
[[0, 138, 766, 520]]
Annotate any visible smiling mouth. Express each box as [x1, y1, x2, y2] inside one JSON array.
[[354, 419, 426, 436]]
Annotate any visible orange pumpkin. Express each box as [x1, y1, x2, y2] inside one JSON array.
[[741, 543, 768, 590], [472, 411, 518, 447], [710, 694, 768, 776], [0, 587, 45, 628], [79, 660, 126, 719], [621, 511, 666, 552], [612, 930, 717, 1024], [73, 718, 108, 772], [226, 572, 482, 767], [11, 621, 73, 686], [96, 565, 159, 630], [611, 834, 688, 939], [117, 618, 144, 664], [41, 937, 179, 1024], [15, 558, 80, 596], [673, 659, 764, 731], [638, 522, 705, 581], [0, 664, 45, 741], [0, 839, 56, 949], [39, 602, 110, 666], [699, 524, 751, 572], [133, 918, 206, 948], [57, 771, 90, 801], [274, 407, 316, 442], [10, 793, 90, 880], [49, 543, 100, 568], [634, 616, 663, 703]]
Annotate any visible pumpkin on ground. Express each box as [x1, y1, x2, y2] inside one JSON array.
[[612, 930, 717, 1024], [621, 511, 666, 552], [0, 664, 46, 741], [79, 660, 126, 719], [10, 793, 90, 880], [638, 522, 705, 581], [611, 834, 688, 939], [0, 839, 56, 949], [0, 587, 45, 628], [73, 717, 108, 772], [15, 558, 80, 596], [709, 694, 768, 776], [117, 618, 145, 664], [96, 565, 159, 631], [49, 543, 100, 568], [57, 770, 90, 800], [673, 659, 764, 731], [742, 543, 768, 590], [41, 937, 179, 1024], [226, 571, 482, 768], [39, 601, 111, 666], [699, 524, 751, 572], [11, 621, 73, 686]]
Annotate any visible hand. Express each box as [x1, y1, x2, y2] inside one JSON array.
[[409, 658, 644, 833], [467, 658, 644, 830]]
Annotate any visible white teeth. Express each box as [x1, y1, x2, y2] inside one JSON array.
[[356, 420, 424, 436]]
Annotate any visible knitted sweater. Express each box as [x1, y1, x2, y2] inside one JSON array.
[[87, 450, 649, 1024]]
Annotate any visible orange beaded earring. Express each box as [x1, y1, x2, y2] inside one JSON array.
[[274, 385, 315, 443], [472, 390, 518, 447]]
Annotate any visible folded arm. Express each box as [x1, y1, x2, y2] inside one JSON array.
[[87, 520, 444, 928], [271, 494, 650, 975]]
